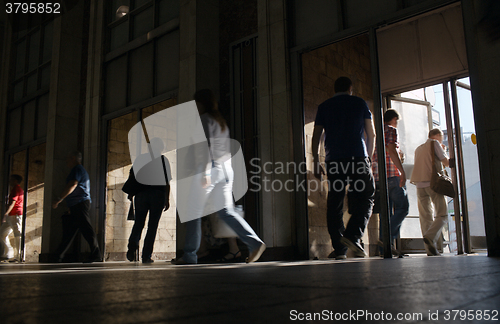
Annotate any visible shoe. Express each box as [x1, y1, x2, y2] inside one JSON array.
[[171, 258, 194, 265], [142, 258, 154, 264], [377, 240, 400, 257], [327, 251, 347, 260], [84, 249, 103, 263], [246, 243, 266, 263], [83, 255, 103, 263], [340, 237, 367, 257], [126, 249, 136, 262], [216, 251, 242, 263], [423, 237, 439, 256]]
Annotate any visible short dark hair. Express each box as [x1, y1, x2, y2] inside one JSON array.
[[10, 174, 22, 184], [384, 109, 400, 123], [334, 77, 352, 93], [69, 151, 82, 163], [428, 128, 443, 138]]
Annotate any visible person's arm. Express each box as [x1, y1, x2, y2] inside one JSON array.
[[3, 198, 16, 221], [364, 119, 376, 160], [435, 141, 454, 168], [311, 124, 325, 180], [387, 143, 406, 187], [52, 180, 78, 209]]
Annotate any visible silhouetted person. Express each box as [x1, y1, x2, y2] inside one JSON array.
[[410, 128, 453, 256], [126, 137, 171, 264], [172, 89, 265, 264], [0, 175, 24, 262], [53, 151, 101, 263], [311, 76, 376, 258]]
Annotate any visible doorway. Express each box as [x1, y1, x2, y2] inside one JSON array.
[[386, 78, 485, 255], [375, 2, 486, 255], [3, 143, 46, 262], [302, 34, 378, 258], [104, 98, 177, 261]]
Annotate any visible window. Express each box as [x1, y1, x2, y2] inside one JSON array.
[[106, 0, 179, 53], [7, 15, 53, 149], [103, 0, 180, 114], [11, 16, 53, 103]]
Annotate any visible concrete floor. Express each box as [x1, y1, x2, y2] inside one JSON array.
[[0, 255, 499, 323]]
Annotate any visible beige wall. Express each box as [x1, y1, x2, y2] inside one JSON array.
[[25, 144, 45, 262], [302, 35, 379, 258]]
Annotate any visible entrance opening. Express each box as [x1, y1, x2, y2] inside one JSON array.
[[4, 143, 46, 262], [104, 98, 177, 261], [376, 2, 484, 255], [387, 78, 485, 255], [302, 34, 378, 258], [301, 2, 486, 258]]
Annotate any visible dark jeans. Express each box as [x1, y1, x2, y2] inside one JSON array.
[[128, 190, 165, 260], [377, 176, 410, 242], [326, 158, 375, 255], [57, 199, 99, 259]]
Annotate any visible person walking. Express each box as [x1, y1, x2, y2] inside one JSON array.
[[53, 151, 102, 263], [410, 128, 453, 256], [172, 89, 266, 265], [0, 175, 24, 262], [125, 137, 171, 264], [311, 76, 376, 258], [372, 109, 409, 255]]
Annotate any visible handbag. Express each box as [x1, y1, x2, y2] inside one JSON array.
[[430, 141, 455, 198], [209, 205, 244, 238], [122, 169, 141, 196]]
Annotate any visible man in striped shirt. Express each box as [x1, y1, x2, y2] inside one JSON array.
[[372, 109, 409, 255]]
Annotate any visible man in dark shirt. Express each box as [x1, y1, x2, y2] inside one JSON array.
[[311, 77, 376, 258], [53, 151, 101, 263]]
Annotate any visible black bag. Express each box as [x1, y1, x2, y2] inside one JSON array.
[[122, 169, 141, 196], [430, 141, 455, 198]]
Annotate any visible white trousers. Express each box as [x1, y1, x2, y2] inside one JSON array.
[[0, 215, 22, 260], [417, 187, 447, 255]]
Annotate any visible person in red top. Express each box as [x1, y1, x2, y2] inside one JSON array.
[[372, 109, 409, 255], [1, 174, 24, 262]]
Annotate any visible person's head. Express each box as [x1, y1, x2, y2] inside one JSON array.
[[67, 151, 82, 167], [193, 89, 226, 132], [194, 89, 217, 115], [334, 77, 353, 94], [384, 109, 400, 127], [428, 128, 444, 143], [9, 174, 22, 187], [149, 137, 165, 157]]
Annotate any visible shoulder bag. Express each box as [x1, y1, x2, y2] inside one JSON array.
[[430, 141, 455, 198]]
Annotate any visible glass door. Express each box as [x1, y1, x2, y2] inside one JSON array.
[[386, 77, 486, 255], [451, 78, 486, 252], [386, 90, 452, 254]]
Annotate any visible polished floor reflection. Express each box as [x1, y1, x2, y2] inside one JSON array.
[[1, 255, 499, 323]]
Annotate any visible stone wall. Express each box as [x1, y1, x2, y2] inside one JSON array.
[[9, 151, 25, 259], [105, 99, 177, 261], [25, 144, 45, 262], [302, 34, 379, 258]]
